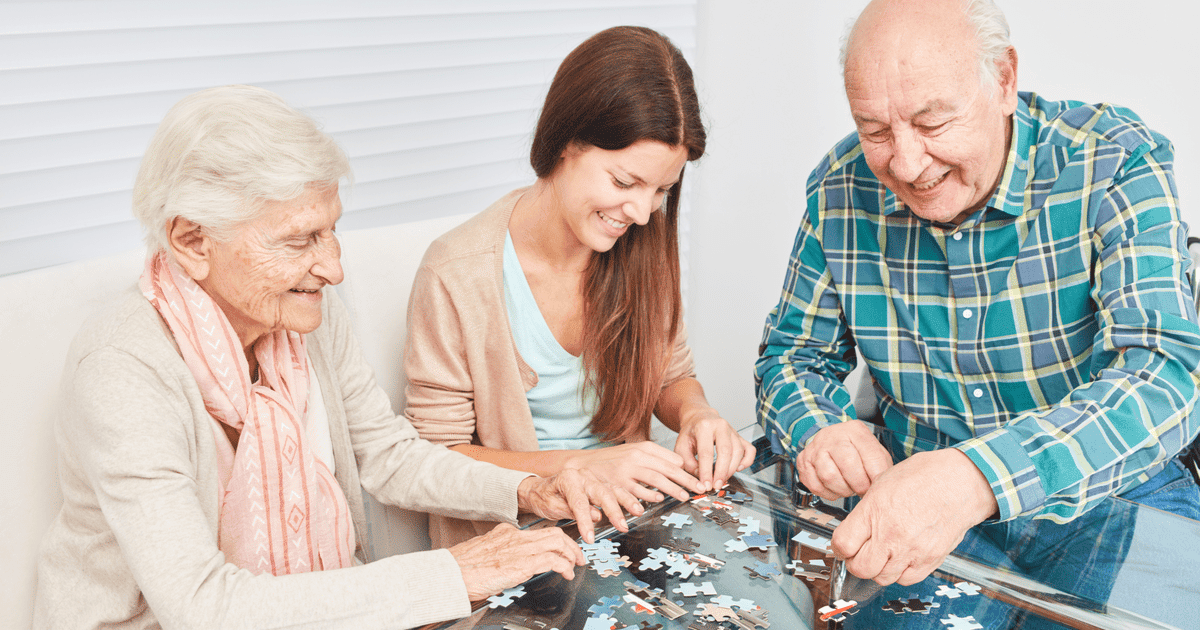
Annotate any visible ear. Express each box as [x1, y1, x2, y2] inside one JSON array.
[[166, 216, 213, 282], [559, 141, 585, 162], [995, 46, 1019, 115]]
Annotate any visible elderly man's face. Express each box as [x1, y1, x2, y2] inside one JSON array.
[[844, 2, 1018, 225], [201, 184, 344, 347]]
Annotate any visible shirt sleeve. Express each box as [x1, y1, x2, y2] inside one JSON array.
[[955, 139, 1200, 522], [754, 180, 861, 459]]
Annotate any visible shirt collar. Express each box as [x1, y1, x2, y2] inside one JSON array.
[[983, 95, 1035, 219]]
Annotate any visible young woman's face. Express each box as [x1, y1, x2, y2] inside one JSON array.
[[547, 140, 689, 253]]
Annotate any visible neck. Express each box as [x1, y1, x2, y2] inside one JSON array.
[[511, 180, 592, 273]]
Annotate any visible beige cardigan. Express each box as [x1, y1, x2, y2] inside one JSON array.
[[34, 286, 532, 630], [404, 188, 696, 548]]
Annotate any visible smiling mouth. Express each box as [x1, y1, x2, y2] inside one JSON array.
[[912, 171, 949, 191], [597, 211, 629, 229], [289, 288, 321, 294]]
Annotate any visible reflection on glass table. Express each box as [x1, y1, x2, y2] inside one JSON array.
[[429, 427, 1199, 630]]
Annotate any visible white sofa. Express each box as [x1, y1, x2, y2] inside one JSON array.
[[0, 213, 473, 630]]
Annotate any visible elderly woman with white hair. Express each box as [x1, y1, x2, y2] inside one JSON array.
[[33, 85, 637, 630]]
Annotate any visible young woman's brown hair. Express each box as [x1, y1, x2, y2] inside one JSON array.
[[529, 25, 707, 442]]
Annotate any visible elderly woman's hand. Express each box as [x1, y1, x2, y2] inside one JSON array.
[[517, 469, 643, 543], [450, 523, 583, 601]]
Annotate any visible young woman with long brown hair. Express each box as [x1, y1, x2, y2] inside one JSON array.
[[404, 25, 754, 547]]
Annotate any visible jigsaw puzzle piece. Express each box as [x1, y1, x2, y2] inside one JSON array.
[[817, 599, 859, 623], [660, 513, 693, 529], [736, 516, 761, 535], [744, 561, 782, 580], [740, 533, 777, 551], [791, 530, 831, 552], [940, 614, 984, 630], [486, 585, 527, 608], [935, 584, 963, 599], [954, 582, 982, 596], [582, 615, 621, 630], [672, 581, 718, 597], [724, 537, 750, 553], [710, 595, 756, 610]]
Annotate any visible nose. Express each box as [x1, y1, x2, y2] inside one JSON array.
[[311, 233, 344, 286], [622, 191, 657, 226], [888, 127, 931, 183]]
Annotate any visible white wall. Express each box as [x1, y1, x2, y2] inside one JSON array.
[[688, 0, 1200, 431]]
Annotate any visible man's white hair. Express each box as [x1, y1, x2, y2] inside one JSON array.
[[840, 0, 1012, 94], [132, 85, 351, 253]]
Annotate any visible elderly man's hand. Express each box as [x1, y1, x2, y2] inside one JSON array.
[[517, 469, 643, 544], [831, 448, 999, 585], [796, 420, 893, 500], [450, 523, 583, 601]]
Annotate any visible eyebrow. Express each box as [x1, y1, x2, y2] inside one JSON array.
[[619, 170, 681, 189], [854, 100, 956, 126]]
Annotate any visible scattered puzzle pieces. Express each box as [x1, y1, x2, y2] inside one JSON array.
[[817, 599, 859, 623], [673, 581, 718, 597], [744, 561, 782, 580], [711, 595, 756, 610], [588, 596, 623, 617], [582, 615, 621, 630], [954, 581, 982, 596], [902, 596, 939, 614], [736, 516, 762, 535], [724, 491, 751, 503], [740, 533, 777, 551], [940, 614, 984, 630], [664, 536, 700, 554], [796, 506, 840, 529], [693, 604, 740, 623], [792, 530, 831, 552], [486, 585, 526, 608], [724, 537, 750, 553], [784, 558, 829, 580], [660, 513, 693, 529], [935, 584, 963, 599]]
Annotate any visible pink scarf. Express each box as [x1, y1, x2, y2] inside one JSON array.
[[140, 252, 355, 575]]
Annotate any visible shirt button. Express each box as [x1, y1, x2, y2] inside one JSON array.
[[953, 232, 963, 241], [973, 388, 984, 398], [963, 309, 973, 319]]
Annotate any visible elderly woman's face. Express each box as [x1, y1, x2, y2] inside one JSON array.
[[200, 184, 343, 347]]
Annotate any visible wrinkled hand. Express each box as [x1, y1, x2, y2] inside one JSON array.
[[450, 523, 583, 601], [563, 442, 703, 506], [517, 469, 643, 543], [831, 448, 999, 586], [796, 420, 893, 500], [674, 411, 756, 492]]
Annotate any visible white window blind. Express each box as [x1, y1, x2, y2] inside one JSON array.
[[0, 0, 697, 276]]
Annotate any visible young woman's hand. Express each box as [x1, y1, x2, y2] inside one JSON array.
[[674, 411, 756, 492], [517, 469, 643, 542], [562, 442, 703, 505]]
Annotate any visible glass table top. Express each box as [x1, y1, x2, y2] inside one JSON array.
[[431, 428, 1200, 630]]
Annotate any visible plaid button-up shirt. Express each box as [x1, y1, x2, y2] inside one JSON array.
[[756, 92, 1200, 522]]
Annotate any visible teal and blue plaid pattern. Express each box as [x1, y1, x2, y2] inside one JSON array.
[[756, 92, 1200, 522]]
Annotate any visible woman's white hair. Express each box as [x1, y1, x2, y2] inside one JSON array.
[[840, 0, 1012, 95], [133, 85, 351, 252]]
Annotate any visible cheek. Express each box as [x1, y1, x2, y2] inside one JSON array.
[[861, 145, 895, 181]]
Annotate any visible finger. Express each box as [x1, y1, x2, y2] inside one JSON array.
[[694, 424, 717, 491], [674, 435, 701, 478], [896, 560, 937, 586], [637, 469, 696, 502], [871, 554, 910, 586], [613, 485, 645, 518], [559, 475, 598, 544], [737, 437, 757, 472], [834, 449, 873, 496], [857, 438, 894, 482], [843, 534, 888, 582], [830, 504, 871, 560], [796, 455, 830, 500], [623, 480, 665, 504], [713, 428, 739, 488], [589, 482, 631, 533], [813, 451, 855, 498]]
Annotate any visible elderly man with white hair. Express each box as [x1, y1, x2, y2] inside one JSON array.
[[756, 0, 1200, 624], [33, 85, 639, 630]]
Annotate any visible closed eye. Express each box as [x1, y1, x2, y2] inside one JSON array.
[[613, 177, 634, 189]]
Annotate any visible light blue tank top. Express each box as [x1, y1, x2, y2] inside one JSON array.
[[503, 231, 604, 451]]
